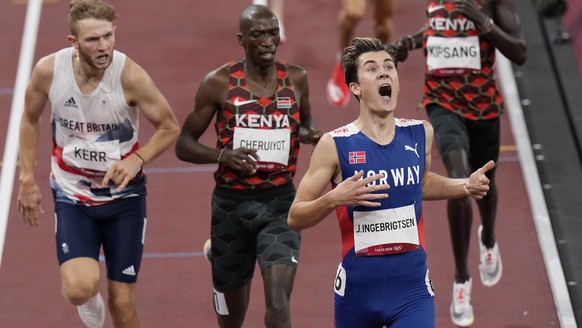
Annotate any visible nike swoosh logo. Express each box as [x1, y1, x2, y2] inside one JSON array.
[[291, 256, 298, 264], [233, 98, 257, 106], [427, 4, 445, 14]]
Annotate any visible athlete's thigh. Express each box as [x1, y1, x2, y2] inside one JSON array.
[[333, 262, 383, 328], [256, 191, 300, 271], [261, 264, 296, 311], [427, 104, 470, 157], [100, 196, 147, 283], [211, 191, 257, 291], [341, 0, 366, 16], [107, 279, 138, 305], [54, 200, 101, 264], [467, 118, 500, 177], [390, 296, 435, 328], [371, 0, 395, 20]]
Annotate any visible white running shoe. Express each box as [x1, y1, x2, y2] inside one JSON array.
[[203, 239, 212, 263], [77, 292, 105, 328], [478, 225, 503, 287], [450, 279, 474, 327]]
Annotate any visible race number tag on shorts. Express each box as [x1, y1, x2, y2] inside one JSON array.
[[334, 263, 346, 297], [233, 127, 291, 171], [62, 138, 120, 172], [426, 36, 481, 76], [353, 204, 420, 256]]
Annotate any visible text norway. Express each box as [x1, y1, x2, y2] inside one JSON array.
[[360, 165, 420, 187]]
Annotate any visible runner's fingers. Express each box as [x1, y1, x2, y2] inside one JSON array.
[[117, 176, 130, 192]]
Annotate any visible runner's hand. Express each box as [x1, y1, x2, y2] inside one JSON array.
[[454, 0, 490, 28], [465, 160, 495, 199], [392, 38, 410, 62], [299, 127, 322, 145], [17, 181, 44, 227], [221, 148, 259, 176], [331, 170, 390, 207], [102, 154, 143, 192]]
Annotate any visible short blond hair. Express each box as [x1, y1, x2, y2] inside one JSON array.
[[68, 0, 117, 36]]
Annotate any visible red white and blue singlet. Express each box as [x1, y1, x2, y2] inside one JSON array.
[[329, 119, 435, 328], [49, 48, 145, 205]]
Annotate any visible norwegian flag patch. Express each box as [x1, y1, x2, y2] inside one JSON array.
[[349, 151, 366, 164]]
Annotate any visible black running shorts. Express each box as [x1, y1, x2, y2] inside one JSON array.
[[427, 104, 500, 173], [209, 183, 300, 292]]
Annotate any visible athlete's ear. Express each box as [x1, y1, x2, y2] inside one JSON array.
[[68, 35, 78, 49], [237, 33, 244, 47], [349, 82, 361, 96]]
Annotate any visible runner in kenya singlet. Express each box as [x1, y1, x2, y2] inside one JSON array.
[[422, 0, 504, 120], [213, 60, 301, 190], [330, 119, 435, 327]]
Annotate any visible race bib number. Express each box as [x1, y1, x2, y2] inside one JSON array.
[[353, 204, 420, 256], [334, 263, 346, 297], [233, 127, 291, 171], [62, 138, 120, 172], [426, 36, 481, 76]]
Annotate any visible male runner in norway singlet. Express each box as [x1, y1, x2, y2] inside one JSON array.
[[288, 37, 493, 328], [330, 119, 434, 327], [392, 1, 527, 325], [175, 5, 321, 327], [17, 1, 180, 326]]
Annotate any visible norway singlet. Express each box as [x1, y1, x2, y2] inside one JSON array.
[[213, 60, 300, 190], [421, 0, 504, 120], [49, 47, 145, 205], [330, 120, 435, 327]]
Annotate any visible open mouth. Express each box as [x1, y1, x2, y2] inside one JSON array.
[[96, 54, 109, 65], [259, 51, 275, 60], [379, 84, 392, 99]]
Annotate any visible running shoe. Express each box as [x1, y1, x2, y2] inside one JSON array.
[[478, 225, 503, 287], [450, 279, 474, 327], [77, 292, 105, 328], [203, 238, 212, 263], [326, 62, 350, 107]]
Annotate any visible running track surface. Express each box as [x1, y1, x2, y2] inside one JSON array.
[[0, 0, 561, 327]]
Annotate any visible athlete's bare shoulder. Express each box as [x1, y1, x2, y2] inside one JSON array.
[[284, 62, 307, 76], [283, 62, 308, 86], [201, 63, 231, 87]]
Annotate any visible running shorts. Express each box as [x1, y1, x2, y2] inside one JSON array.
[[209, 183, 300, 291], [54, 195, 147, 283]]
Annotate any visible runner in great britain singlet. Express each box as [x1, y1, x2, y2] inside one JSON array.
[[49, 47, 145, 205]]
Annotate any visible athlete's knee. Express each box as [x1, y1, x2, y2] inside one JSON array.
[[60, 274, 99, 305], [442, 151, 470, 178], [341, 6, 365, 26], [265, 300, 291, 328], [60, 257, 100, 304], [373, 19, 393, 43], [217, 314, 245, 328], [108, 292, 139, 325], [61, 282, 98, 305]]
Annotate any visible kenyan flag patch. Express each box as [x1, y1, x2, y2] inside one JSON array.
[[277, 97, 292, 109]]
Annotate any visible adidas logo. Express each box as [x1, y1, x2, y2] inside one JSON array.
[[64, 97, 78, 108], [122, 265, 136, 276]]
